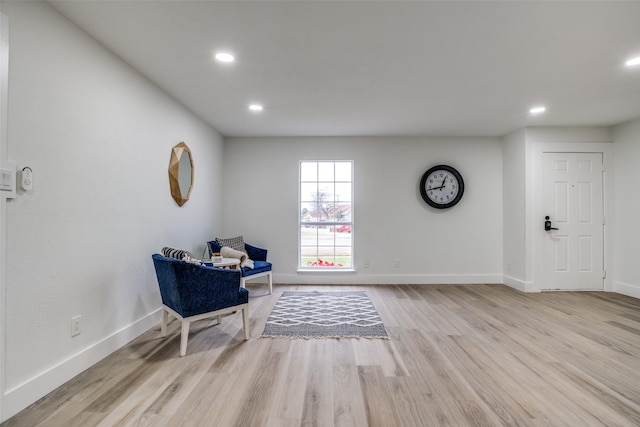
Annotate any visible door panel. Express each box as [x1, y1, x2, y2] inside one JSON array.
[[542, 153, 603, 290], [554, 236, 568, 271], [578, 182, 592, 222]]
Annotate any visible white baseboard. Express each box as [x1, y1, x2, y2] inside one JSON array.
[[2, 308, 162, 422], [274, 273, 503, 285], [613, 281, 640, 299], [502, 275, 539, 293]]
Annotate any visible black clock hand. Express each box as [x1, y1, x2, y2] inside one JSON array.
[[439, 175, 448, 190], [428, 175, 449, 192]]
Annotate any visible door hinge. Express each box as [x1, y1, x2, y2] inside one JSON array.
[[603, 270, 607, 279], [602, 216, 606, 225]]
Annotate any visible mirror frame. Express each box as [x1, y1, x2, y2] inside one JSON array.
[[168, 141, 194, 206]]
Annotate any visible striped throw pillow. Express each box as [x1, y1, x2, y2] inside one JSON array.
[[161, 247, 194, 260], [215, 236, 247, 254]]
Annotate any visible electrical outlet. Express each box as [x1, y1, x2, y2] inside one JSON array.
[[363, 260, 370, 269], [71, 315, 82, 337], [394, 258, 400, 268]]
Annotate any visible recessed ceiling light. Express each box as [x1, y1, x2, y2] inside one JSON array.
[[248, 103, 264, 112], [214, 52, 235, 63], [625, 56, 640, 67], [529, 106, 546, 115]]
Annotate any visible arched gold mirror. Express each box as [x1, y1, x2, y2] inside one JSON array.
[[168, 141, 194, 206]]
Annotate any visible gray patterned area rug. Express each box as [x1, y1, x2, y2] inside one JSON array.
[[261, 291, 389, 339]]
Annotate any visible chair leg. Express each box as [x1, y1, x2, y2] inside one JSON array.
[[242, 306, 250, 340], [161, 309, 168, 337], [268, 272, 273, 295], [180, 320, 190, 357], [217, 314, 222, 324]]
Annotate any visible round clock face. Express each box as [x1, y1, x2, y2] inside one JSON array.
[[419, 165, 464, 209]]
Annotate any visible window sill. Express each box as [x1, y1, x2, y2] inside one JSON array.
[[297, 268, 357, 273]]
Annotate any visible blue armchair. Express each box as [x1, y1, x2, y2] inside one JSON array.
[[208, 240, 273, 295], [152, 254, 249, 356]]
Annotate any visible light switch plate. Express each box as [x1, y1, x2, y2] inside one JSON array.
[[0, 160, 17, 197], [0, 167, 13, 190]]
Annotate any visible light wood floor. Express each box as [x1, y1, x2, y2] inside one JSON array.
[[4, 284, 640, 427]]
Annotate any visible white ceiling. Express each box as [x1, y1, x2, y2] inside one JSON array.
[[49, 0, 640, 138]]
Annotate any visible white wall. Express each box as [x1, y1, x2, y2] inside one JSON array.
[[502, 129, 528, 290], [0, 10, 10, 424], [0, 2, 224, 420], [612, 118, 640, 298], [223, 136, 504, 284]]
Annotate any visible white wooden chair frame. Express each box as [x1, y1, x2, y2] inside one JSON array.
[[240, 270, 273, 295], [161, 303, 249, 356]]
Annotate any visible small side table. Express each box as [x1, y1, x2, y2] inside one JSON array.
[[208, 258, 240, 270]]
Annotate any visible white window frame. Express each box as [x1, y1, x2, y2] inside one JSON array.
[[298, 160, 354, 271]]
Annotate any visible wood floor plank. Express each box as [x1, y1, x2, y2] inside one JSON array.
[[357, 365, 401, 427], [331, 340, 368, 427], [205, 337, 276, 427], [267, 339, 312, 423], [4, 284, 640, 427], [300, 340, 334, 427], [231, 349, 285, 427], [386, 376, 443, 427]]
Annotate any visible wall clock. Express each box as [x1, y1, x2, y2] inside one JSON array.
[[419, 164, 464, 209]]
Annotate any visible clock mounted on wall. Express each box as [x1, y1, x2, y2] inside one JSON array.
[[419, 164, 464, 209]]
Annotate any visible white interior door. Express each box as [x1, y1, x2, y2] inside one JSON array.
[[541, 152, 604, 291]]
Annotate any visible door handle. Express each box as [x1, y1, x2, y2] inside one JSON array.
[[544, 216, 559, 231]]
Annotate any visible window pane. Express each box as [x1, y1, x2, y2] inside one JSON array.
[[313, 224, 344, 267], [335, 162, 352, 182], [300, 225, 318, 244], [300, 202, 316, 223], [322, 204, 345, 222], [339, 257, 352, 268], [318, 228, 335, 247], [333, 205, 351, 222], [336, 246, 352, 268], [300, 183, 317, 202], [317, 183, 335, 203], [318, 162, 334, 181], [335, 228, 352, 244], [301, 225, 318, 267], [311, 203, 322, 222], [300, 162, 317, 181], [335, 183, 351, 202]]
